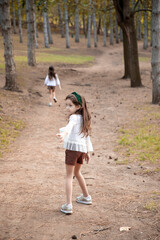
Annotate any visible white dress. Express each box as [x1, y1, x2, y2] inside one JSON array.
[[59, 114, 93, 153], [44, 74, 60, 86]]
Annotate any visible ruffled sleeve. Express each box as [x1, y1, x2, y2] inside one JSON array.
[[56, 74, 60, 85], [44, 75, 48, 85], [60, 115, 77, 135]]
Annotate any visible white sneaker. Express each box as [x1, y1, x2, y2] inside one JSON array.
[[61, 203, 73, 214], [76, 195, 92, 205], [48, 102, 52, 107], [53, 97, 57, 103]]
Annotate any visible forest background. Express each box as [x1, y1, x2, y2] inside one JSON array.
[[0, 0, 160, 240]]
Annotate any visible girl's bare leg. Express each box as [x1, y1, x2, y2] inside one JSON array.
[[66, 164, 75, 204], [74, 163, 89, 197], [52, 88, 56, 98], [49, 89, 52, 102]]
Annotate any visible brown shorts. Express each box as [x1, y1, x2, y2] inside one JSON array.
[[65, 150, 85, 166], [47, 86, 55, 90]]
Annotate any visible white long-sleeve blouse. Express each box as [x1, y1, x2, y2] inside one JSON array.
[[44, 74, 60, 86], [59, 114, 93, 153]]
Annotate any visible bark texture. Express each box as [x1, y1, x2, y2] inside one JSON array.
[[26, 0, 36, 66], [113, 0, 142, 87], [151, 0, 160, 104], [0, 0, 17, 91]]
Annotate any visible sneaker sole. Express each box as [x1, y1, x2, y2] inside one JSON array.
[[76, 200, 92, 205], [61, 209, 72, 214], [53, 99, 57, 103]]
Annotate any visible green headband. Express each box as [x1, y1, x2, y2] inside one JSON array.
[[72, 92, 82, 106]]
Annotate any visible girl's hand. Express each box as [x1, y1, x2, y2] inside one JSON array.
[[56, 132, 67, 142], [85, 153, 90, 164]]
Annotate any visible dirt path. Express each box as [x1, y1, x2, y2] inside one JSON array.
[[0, 43, 160, 240]]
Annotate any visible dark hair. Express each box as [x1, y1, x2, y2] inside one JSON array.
[[48, 66, 56, 80], [66, 93, 91, 136]]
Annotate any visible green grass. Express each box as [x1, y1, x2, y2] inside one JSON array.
[[0, 116, 26, 158], [36, 52, 94, 64], [117, 113, 160, 163], [144, 201, 158, 211], [0, 52, 94, 67], [139, 56, 151, 62]]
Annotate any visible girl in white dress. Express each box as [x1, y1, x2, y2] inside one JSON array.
[[44, 66, 61, 106], [56, 92, 93, 214]]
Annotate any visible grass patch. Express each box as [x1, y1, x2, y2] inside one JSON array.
[[0, 52, 94, 66], [36, 53, 94, 64], [0, 115, 26, 158], [139, 56, 151, 62], [0, 63, 5, 69], [117, 111, 160, 163], [144, 201, 158, 211]]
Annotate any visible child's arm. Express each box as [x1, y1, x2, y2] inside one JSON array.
[[56, 115, 76, 142], [56, 74, 61, 89], [44, 75, 48, 86]]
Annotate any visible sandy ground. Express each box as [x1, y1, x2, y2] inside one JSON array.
[[0, 35, 160, 240]]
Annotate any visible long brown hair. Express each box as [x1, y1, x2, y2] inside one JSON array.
[[66, 93, 91, 136], [48, 66, 56, 80]]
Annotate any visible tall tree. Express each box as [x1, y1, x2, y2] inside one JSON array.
[[151, 0, 160, 104], [75, 0, 79, 42], [17, 0, 23, 43], [46, 11, 53, 44], [115, 16, 119, 43], [12, 0, 17, 34], [64, 0, 70, 48], [82, 11, 87, 36], [143, 0, 148, 49], [87, 0, 92, 48], [26, 0, 36, 66], [109, 1, 114, 45], [33, 7, 38, 48], [0, 0, 17, 91], [43, 1, 49, 48], [58, 1, 65, 38], [93, 0, 97, 47], [103, 0, 107, 47], [136, 1, 141, 40], [113, 0, 142, 87]]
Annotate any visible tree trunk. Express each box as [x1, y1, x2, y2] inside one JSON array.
[[115, 17, 119, 43], [64, 0, 70, 48], [0, 0, 17, 91], [143, 0, 148, 49], [150, 8, 153, 46], [12, 0, 17, 34], [120, 28, 123, 41], [46, 11, 53, 44], [17, 0, 23, 43], [87, 0, 92, 48], [103, 12, 107, 47], [92, 1, 97, 47], [136, 1, 141, 40], [33, 9, 38, 48], [58, 1, 65, 38], [75, 0, 79, 42], [97, 16, 101, 35], [109, 2, 114, 45], [82, 12, 86, 36], [26, 0, 36, 66], [43, 5, 49, 48], [122, 30, 130, 79], [151, 0, 160, 104], [113, 0, 142, 87]]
